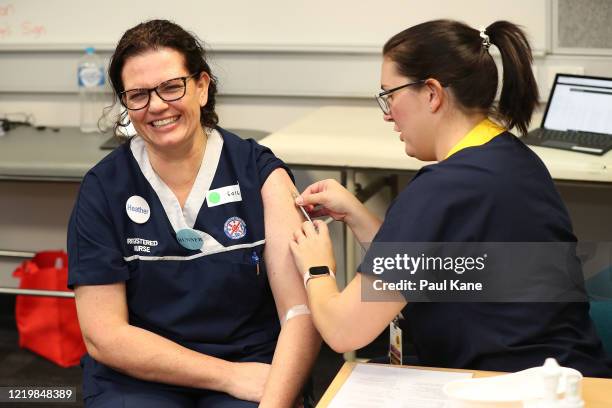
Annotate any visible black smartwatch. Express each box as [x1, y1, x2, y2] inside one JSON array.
[[304, 266, 335, 287]]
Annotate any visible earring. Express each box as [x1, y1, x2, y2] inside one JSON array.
[[119, 109, 131, 127]]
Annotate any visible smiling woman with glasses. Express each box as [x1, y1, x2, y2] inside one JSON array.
[[67, 19, 320, 408]]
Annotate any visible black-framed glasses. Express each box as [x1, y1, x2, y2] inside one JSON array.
[[375, 80, 425, 115], [120, 73, 200, 111]]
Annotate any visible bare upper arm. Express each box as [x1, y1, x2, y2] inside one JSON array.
[[74, 283, 129, 355], [261, 168, 309, 320]]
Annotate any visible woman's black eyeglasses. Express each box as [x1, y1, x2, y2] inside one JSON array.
[[120, 73, 199, 111], [375, 80, 425, 115]]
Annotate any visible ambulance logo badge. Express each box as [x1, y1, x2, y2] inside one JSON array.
[[224, 216, 246, 240]]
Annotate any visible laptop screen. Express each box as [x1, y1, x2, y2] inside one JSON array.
[[543, 74, 612, 135]]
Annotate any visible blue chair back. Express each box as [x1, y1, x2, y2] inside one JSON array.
[[586, 265, 612, 355], [590, 301, 612, 356]]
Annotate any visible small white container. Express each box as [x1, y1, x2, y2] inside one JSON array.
[[443, 365, 582, 408]]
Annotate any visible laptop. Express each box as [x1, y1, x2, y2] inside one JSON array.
[[522, 74, 612, 155]]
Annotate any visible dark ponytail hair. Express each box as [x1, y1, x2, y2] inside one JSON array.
[[383, 19, 539, 135], [106, 19, 219, 136], [485, 21, 539, 135]]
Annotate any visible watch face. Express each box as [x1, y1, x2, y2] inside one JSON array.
[[309, 266, 330, 276]]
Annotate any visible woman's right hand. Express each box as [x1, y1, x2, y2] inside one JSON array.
[[224, 361, 271, 402], [295, 179, 363, 227]]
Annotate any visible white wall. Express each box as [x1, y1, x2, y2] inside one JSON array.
[[0, 0, 549, 50], [1, 1, 610, 132]]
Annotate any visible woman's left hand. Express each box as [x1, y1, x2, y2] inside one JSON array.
[[289, 220, 336, 278]]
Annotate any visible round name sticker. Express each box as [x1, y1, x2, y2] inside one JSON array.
[[125, 195, 150, 224], [176, 228, 204, 250], [208, 191, 221, 205]]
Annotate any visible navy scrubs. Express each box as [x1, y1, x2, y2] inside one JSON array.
[[367, 132, 612, 377], [68, 128, 292, 406]]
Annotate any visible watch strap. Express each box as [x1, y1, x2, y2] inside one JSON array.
[[304, 267, 335, 288]]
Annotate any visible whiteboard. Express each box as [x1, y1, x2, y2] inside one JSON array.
[[0, 0, 548, 52]]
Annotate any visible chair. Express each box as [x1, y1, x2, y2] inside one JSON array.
[[585, 265, 612, 355], [590, 301, 612, 356]]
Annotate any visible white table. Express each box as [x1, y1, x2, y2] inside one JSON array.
[[259, 105, 611, 181]]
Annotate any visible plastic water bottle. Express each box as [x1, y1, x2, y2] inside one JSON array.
[[77, 47, 105, 133]]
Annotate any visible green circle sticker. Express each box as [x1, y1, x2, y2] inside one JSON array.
[[208, 191, 221, 204]]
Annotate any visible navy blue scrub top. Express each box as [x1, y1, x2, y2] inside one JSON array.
[[67, 128, 293, 397], [367, 132, 612, 377]]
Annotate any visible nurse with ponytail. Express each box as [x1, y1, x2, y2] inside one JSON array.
[[290, 20, 612, 377]]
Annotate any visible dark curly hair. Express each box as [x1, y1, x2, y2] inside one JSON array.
[[106, 19, 218, 136]]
